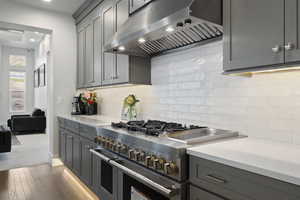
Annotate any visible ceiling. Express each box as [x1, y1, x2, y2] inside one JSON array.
[[0, 29, 45, 49], [12, 0, 86, 14]]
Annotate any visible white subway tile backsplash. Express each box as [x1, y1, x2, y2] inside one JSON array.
[[84, 40, 300, 145]]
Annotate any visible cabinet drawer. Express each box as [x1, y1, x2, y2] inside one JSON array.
[[190, 185, 224, 200], [189, 156, 300, 200], [79, 124, 97, 141], [64, 119, 80, 134]]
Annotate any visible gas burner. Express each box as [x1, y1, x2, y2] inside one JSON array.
[[111, 120, 207, 137]]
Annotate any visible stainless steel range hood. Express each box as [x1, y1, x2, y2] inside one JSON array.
[[104, 0, 223, 57]]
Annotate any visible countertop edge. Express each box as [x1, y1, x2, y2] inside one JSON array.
[[187, 149, 300, 186]]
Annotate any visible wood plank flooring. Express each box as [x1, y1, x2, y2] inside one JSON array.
[[0, 164, 98, 200]]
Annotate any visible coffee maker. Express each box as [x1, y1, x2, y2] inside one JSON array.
[[71, 96, 82, 115]]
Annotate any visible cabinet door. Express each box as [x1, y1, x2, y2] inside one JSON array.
[[223, 0, 284, 71], [114, 0, 129, 84], [102, 2, 115, 85], [93, 15, 102, 86], [65, 132, 73, 169], [73, 135, 81, 176], [81, 139, 93, 186], [190, 185, 225, 200], [77, 29, 85, 88], [85, 23, 95, 86], [59, 129, 66, 162], [129, 0, 150, 14], [285, 0, 300, 63]]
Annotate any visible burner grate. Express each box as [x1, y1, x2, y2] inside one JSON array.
[[111, 120, 207, 136]]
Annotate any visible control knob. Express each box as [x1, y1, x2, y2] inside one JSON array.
[[128, 149, 135, 159], [153, 158, 165, 170], [145, 156, 154, 167], [133, 151, 141, 161], [164, 162, 178, 175]]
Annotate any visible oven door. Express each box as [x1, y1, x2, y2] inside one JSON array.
[[113, 158, 186, 200], [91, 148, 186, 200], [90, 148, 118, 200]]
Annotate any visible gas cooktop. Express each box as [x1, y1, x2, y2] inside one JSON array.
[[111, 120, 207, 137]]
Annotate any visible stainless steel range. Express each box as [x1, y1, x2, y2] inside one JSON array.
[[91, 120, 238, 200]]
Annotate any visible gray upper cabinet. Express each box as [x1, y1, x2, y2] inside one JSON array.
[[77, 29, 85, 88], [224, 0, 300, 73], [75, 0, 151, 88], [114, 0, 129, 84], [102, 1, 115, 86], [285, 0, 300, 63], [85, 22, 95, 87], [93, 15, 103, 86], [129, 0, 152, 14], [223, 0, 285, 72]]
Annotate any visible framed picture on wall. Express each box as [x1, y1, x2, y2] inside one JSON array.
[[39, 64, 46, 87], [34, 69, 39, 88]]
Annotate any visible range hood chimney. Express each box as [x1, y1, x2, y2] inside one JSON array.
[[104, 0, 223, 57]]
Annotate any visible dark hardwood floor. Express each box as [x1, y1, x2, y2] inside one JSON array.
[[0, 164, 98, 200]]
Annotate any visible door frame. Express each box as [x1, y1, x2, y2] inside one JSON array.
[[0, 21, 53, 164]]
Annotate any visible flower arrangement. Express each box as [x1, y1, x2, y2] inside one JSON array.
[[122, 95, 140, 121], [81, 92, 98, 115], [81, 92, 97, 105]]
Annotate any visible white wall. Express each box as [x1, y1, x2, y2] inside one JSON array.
[[34, 35, 50, 110], [81, 40, 300, 146], [0, 0, 77, 157]]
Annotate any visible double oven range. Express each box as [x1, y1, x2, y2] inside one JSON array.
[[91, 120, 238, 200]]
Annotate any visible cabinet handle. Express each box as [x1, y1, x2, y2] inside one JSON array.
[[272, 45, 281, 53], [205, 174, 227, 184], [284, 42, 294, 51]]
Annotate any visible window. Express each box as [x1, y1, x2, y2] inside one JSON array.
[[9, 55, 26, 67], [9, 71, 26, 113]]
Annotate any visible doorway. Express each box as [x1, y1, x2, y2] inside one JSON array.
[[0, 22, 52, 171]]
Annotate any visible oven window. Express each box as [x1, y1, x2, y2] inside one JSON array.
[[123, 174, 168, 200], [101, 161, 113, 194]]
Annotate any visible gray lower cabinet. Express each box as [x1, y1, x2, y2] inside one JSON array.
[[73, 134, 81, 176], [81, 138, 94, 186], [189, 155, 300, 200], [65, 131, 74, 169], [59, 129, 66, 162], [189, 185, 224, 200], [224, 0, 300, 73]]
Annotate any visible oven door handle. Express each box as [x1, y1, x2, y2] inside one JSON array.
[[109, 159, 177, 198], [90, 149, 111, 162]]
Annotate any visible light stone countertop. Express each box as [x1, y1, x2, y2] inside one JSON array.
[[187, 137, 300, 186], [57, 114, 120, 127]]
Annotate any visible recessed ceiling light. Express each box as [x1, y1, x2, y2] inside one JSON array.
[[29, 38, 36, 42], [138, 38, 146, 44], [118, 46, 125, 51], [34, 31, 40, 34], [43, 0, 52, 2], [166, 27, 175, 33]]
